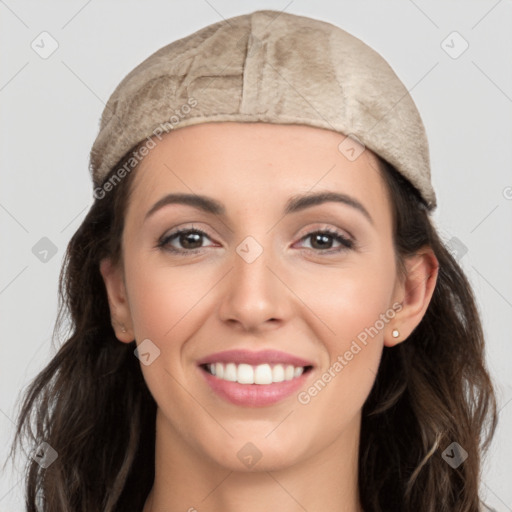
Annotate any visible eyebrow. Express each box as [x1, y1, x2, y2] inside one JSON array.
[[144, 191, 373, 225]]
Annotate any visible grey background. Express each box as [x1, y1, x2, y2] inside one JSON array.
[[1, 0, 511, 510]]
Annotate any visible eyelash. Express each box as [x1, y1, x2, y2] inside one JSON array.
[[156, 226, 355, 255]]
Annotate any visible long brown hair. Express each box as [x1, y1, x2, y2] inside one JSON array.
[[8, 142, 498, 512]]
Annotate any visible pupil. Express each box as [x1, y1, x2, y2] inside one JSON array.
[[313, 233, 331, 249], [181, 232, 201, 249]]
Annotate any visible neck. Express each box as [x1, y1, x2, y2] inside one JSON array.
[[142, 409, 364, 512]]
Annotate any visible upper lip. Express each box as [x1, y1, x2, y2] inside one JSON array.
[[197, 349, 315, 368]]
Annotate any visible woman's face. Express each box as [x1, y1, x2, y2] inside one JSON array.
[[101, 122, 430, 472]]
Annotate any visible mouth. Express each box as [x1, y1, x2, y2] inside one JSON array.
[[196, 348, 316, 407], [198, 360, 315, 407], [199, 362, 314, 385]]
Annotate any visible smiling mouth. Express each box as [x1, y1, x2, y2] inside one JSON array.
[[200, 362, 314, 385]]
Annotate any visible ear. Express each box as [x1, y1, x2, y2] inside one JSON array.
[[99, 257, 134, 343], [385, 246, 439, 347]]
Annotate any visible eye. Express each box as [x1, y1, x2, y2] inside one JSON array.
[[156, 226, 355, 256], [157, 227, 215, 254], [296, 228, 354, 253]]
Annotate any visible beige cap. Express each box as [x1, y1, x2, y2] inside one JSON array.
[[89, 9, 436, 210]]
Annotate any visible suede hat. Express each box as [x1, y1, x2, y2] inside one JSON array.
[[89, 9, 436, 210]]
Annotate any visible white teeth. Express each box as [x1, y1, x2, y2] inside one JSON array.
[[294, 366, 304, 378], [272, 364, 285, 382], [224, 363, 237, 382], [254, 364, 273, 384], [237, 364, 254, 384], [205, 362, 308, 385]]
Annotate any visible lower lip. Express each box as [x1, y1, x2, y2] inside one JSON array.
[[199, 366, 312, 407]]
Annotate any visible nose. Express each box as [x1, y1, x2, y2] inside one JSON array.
[[217, 241, 288, 332]]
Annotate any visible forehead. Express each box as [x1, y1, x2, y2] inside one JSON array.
[[126, 122, 390, 226]]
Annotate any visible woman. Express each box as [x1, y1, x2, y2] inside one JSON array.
[[10, 9, 498, 512]]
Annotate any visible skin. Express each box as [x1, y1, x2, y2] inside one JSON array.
[[100, 122, 438, 512]]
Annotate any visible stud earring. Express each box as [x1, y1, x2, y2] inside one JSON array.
[[392, 328, 400, 338], [121, 325, 127, 333]]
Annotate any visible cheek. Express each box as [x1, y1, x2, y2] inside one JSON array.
[[294, 248, 397, 344], [291, 247, 396, 403], [123, 255, 214, 405], [125, 255, 211, 340]]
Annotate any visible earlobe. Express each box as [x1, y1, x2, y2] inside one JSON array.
[[385, 247, 439, 347], [99, 257, 134, 343]]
